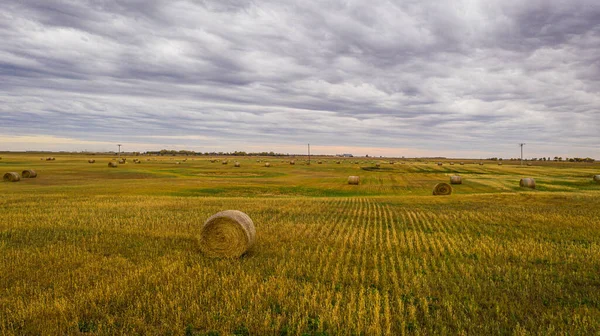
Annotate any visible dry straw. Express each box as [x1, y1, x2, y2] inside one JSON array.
[[200, 210, 256, 258], [520, 178, 536, 189], [433, 182, 452, 195], [22, 170, 37, 178], [88, 159, 96, 163], [593, 175, 600, 183], [108, 162, 118, 168], [265, 162, 271, 167], [290, 160, 295, 165], [222, 160, 228, 165], [234, 162, 240, 167], [450, 175, 462, 184], [348, 176, 360, 185], [3, 172, 20, 182]]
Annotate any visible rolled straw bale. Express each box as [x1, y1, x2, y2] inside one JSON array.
[[108, 162, 118, 168], [593, 175, 600, 183], [450, 175, 462, 184], [290, 160, 295, 165], [118, 159, 126, 164], [22, 170, 37, 178], [460, 162, 464, 165], [222, 160, 228, 165], [176, 162, 180, 165], [433, 183, 452, 195], [479, 162, 484, 165], [498, 162, 503, 165], [234, 162, 240, 167], [265, 162, 271, 167], [46, 157, 52, 161], [437, 162, 442, 166], [318, 161, 322, 164], [40, 158, 44, 160], [526, 163, 532, 166], [375, 163, 380, 168], [348, 176, 360, 185], [88, 159, 96, 163], [3, 172, 20, 182], [337, 161, 341, 164], [520, 178, 536, 189], [450, 162, 454, 165], [200, 210, 256, 258]]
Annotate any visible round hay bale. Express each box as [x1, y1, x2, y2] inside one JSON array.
[[200, 210, 256, 258], [46, 157, 52, 161], [375, 163, 380, 168], [88, 159, 96, 163], [234, 162, 240, 167], [433, 183, 452, 195], [520, 178, 536, 189], [222, 160, 228, 165], [593, 175, 600, 183], [479, 162, 484, 166], [3, 172, 20, 182], [498, 162, 502, 165], [450, 175, 462, 184], [108, 162, 118, 168], [337, 161, 341, 164], [118, 159, 126, 164], [526, 163, 532, 166], [450, 162, 454, 165], [348, 176, 360, 185], [460, 162, 464, 165], [318, 161, 322, 164], [437, 162, 442, 166], [290, 160, 295, 165], [176, 162, 180, 165], [265, 162, 271, 167], [22, 170, 37, 178]]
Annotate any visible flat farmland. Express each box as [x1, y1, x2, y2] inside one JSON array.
[[1, 154, 600, 335]]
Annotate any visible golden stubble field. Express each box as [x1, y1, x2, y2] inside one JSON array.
[[1, 154, 600, 335]]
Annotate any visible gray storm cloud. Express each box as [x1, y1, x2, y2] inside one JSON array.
[[0, 0, 599, 157]]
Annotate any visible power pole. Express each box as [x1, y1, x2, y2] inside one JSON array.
[[118, 144, 122, 157], [308, 143, 311, 165], [519, 143, 525, 166]]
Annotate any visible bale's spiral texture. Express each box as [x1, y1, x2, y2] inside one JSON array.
[[348, 176, 360, 185], [88, 159, 96, 163], [265, 162, 271, 167], [433, 183, 452, 195], [290, 160, 295, 165], [593, 175, 600, 183], [520, 178, 536, 189], [234, 162, 240, 167], [3, 172, 20, 182], [108, 162, 118, 168], [200, 210, 256, 258], [22, 170, 37, 178], [450, 175, 462, 184]]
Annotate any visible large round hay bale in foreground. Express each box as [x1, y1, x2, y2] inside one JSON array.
[[22, 170, 37, 178], [108, 162, 117, 168], [520, 178, 536, 189], [594, 175, 600, 183], [433, 183, 452, 195], [200, 210, 256, 258], [88, 159, 95, 163], [450, 175, 462, 184], [3, 172, 20, 182], [348, 176, 360, 185]]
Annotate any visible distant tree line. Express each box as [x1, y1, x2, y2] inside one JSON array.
[[486, 157, 595, 163], [144, 149, 288, 157]]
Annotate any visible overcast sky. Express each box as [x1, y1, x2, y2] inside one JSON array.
[[1, 0, 599, 158]]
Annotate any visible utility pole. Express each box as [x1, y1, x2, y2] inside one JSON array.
[[118, 144, 122, 157], [308, 143, 311, 165], [519, 143, 525, 166]]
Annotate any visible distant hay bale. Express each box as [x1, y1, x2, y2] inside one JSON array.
[[200, 210, 256, 258], [290, 160, 295, 165], [460, 162, 464, 165], [433, 182, 452, 195], [520, 178, 536, 189], [265, 162, 271, 167], [375, 163, 380, 168], [354, 161, 359, 164], [234, 162, 240, 167], [348, 176, 360, 185], [21, 170, 37, 178], [479, 162, 484, 165], [118, 159, 126, 164], [3, 172, 20, 182], [594, 175, 600, 183], [88, 159, 96, 163], [222, 160, 228, 165], [526, 163, 532, 166], [46, 157, 52, 161], [437, 162, 442, 166], [450, 162, 454, 165], [318, 161, 322, 164], [450, 175, 462, 184], [337, 161, 341, 164], [108, 162, 117, 168], [176, 162, 180, 165], [498, 162, 502, 165]]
